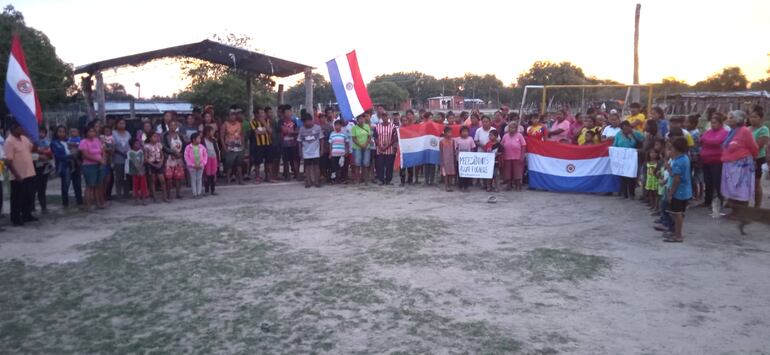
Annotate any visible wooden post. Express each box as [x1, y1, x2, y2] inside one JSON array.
[[129, 99, 136, 120], [277, 84, 284, 105], [631, 4, 641, 104], [95, 72, 106, 123], [304, 69, 313, 113], [246, 75, 254, 119], [81, 76, 96, 121]]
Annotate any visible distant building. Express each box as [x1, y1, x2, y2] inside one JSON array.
[[463, 98, 486, 110], [427, 96, 464, 110]]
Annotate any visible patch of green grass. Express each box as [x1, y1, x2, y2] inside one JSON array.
[[226, 206, 319, 222], [0, 217, 528, 354], [338, 217, 448, 265], [384, 307, 523, 353], [519, 248, 612, 282]]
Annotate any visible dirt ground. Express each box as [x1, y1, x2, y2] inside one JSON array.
[[1, 180, 769, 354]]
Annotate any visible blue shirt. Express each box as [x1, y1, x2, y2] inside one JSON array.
[[612, 131, 644, 148], [658, 119, 669, 138], [671, 154, 692, 200]]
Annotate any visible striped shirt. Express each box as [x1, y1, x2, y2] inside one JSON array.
[[375, 123, 397, 155], [328, 131, 348, 157], [250, 119, 272, 146]]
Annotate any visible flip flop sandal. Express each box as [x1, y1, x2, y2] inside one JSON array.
[[663, 238, 683, 243], [487, 196, 498, 204]]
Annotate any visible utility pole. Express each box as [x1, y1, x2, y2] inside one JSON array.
[[632, 3, 641, 104]]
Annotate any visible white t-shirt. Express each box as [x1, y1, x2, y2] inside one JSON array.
[[370, 114, 381, 126], [474, 127, 492, 147], [602, 126, 621, 139]]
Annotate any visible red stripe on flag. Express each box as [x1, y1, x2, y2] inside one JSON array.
[[10, 35, 42, 123], [346, 51, 372, 111], [526, 138, 612, 160], [10, 35, 29, 74], [398, 121, 440, 139]]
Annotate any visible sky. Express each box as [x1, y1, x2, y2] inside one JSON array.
[[11, 0, 770, 98]]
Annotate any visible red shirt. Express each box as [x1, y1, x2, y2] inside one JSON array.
[[527, 124, 547, 141], [721, 126, 759, 162]]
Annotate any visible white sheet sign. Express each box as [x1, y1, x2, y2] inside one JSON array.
[[458, 152, 495, 179], [609, 147, 638, 178]]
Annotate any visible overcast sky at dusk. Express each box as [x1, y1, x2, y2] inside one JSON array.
[[11, 0, 770, 97]]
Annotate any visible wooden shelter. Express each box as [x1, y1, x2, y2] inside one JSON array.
[[74, 39, 314, 121], [654, 91, 770, 116]]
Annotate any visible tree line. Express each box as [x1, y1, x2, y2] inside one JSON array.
[[1, 5, 769, 117]]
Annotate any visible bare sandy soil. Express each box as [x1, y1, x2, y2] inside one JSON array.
[[1, 180, 769, 354]]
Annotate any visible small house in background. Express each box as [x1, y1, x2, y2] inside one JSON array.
[[428, 96, 464, 110], [655, 91, 770, 116]]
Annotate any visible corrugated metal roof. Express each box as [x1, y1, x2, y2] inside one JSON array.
[[75, 39, 313, 77], [94, 101, 193, 116]]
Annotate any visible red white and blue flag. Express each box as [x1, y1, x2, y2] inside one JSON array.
[[526, 139, 620, 193], [5, 35, 42, 143], [326, 50, 372, 120], [397, 121, 462, 169]]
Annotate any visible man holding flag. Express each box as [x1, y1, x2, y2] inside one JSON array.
[[5, 34, 42, 226]]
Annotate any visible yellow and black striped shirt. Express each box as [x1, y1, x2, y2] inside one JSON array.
[[250, 119, 272, 146]]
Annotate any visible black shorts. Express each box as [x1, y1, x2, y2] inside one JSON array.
[[282, 146, 299, 162], [304, 158, 320, 165], [669, 198, 688, 214], [756, 158, 765, 179], [269, 145, 281, 161], [252, 145, 271, 165], [146, 163, 164, 175]]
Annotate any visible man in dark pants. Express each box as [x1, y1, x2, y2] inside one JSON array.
[[4, 123, 38, 226], [374, 112, 398, 185]]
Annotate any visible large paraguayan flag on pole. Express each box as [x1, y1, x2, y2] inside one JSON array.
[[5, 34, 42, 143], [326, 50, 372, 120], [526, 139, 620, 193]]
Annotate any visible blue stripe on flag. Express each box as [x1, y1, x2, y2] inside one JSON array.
[[4, 82, 40, 143], [326, 60, 353, 120], [528, 170, 620, 193], [402, 150, 440, 168]]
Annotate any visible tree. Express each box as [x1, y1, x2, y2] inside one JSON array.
[[177, 33, 276, 117], [368, 81, 409, 109], [694, 66, 748, 91], [104, 83, 134, 100], [654, 77, 691, 94], [517, 61, 588, 86], [750, 58, 770, 91], [517, 61, 589, 104], [0, 5, 75, 113], [369, 71, 441, 107], [750, 78, 770, 91], [284, 73, 334, 109], [178, 73, 273, 118]]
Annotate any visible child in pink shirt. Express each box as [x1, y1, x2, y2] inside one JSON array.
[[183, 133, 209, 198], [501, 125, 527, 191], [454, 126, 477, 192]]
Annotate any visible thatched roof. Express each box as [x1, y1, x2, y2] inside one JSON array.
[[75, 39, 313, 77]]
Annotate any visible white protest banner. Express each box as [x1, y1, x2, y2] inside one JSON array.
[[609, 147, 638, 178], [458, 152, 495, 179]]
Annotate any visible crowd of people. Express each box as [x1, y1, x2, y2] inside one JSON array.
[[0, 102, 767, 242]]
